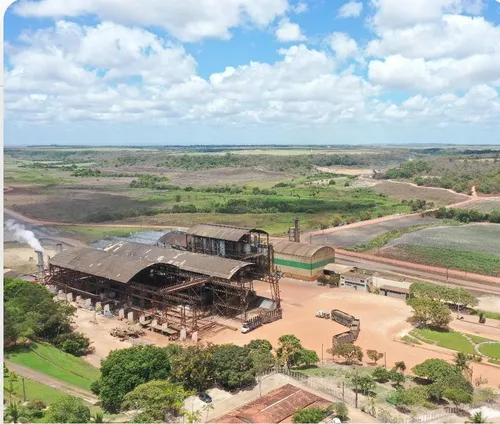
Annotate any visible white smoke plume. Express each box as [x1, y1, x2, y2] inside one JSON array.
[[5, 219, 44, 252]]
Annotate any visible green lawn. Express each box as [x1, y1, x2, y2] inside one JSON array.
[[411, 329, 476, 353], [467, 334, 493, 344], [58, 225, 166, 239], [478, 343, 500, 360], [5, 376, 69, 405], [5, 343, 100, 391]]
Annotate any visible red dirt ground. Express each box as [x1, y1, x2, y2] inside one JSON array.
[[210, 279, 500, 387]]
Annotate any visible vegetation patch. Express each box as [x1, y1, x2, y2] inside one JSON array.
[[478, 343, 500, 360], [5, 343, 100, 391], [381, 244, 500, 276], [411, 329, 476, 354]]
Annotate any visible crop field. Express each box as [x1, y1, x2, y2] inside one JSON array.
[[311, 215, 438, 247], [383, 224, 500, 255], [457, 199, 500, 213], [372, 180, 468, 205]]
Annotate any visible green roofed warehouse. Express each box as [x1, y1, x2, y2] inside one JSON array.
[[272, 240, 335, 281]]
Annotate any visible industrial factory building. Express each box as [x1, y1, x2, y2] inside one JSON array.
[[48, 224, 282, 342], [272, 240, 335, 281]]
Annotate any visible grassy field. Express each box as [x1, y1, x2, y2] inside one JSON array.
[[411, 328, 476, 354], [372, 181, 467, 205], [5, 343, 100, 391], [381, 244, 500, 276], [478, 343, 500, 360], [57, 225, 168, 239]]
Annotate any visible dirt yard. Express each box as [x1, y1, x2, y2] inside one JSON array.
[[210, 279, 500, 387]]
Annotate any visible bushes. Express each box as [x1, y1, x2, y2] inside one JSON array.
[[435, 207, 500, 223], [53, 332, 92, 357]]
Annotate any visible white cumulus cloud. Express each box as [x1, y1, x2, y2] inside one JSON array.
[[275, 18, 307, 42], [337, 1, 363, 18], [13, 0, 290, 42]]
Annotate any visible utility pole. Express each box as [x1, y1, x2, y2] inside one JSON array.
[[354, 368, 359, 409], [22, 377, 26, 402]]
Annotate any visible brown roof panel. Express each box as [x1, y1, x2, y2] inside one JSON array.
[[157, 231, 187, 247], [49, 247, 152, 283], [272, 240, 334, 258], [103, 242, 254, 280], [186, 223, 267, 242]]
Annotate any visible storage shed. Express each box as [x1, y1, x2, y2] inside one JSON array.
[[272, 241, 335, 281]]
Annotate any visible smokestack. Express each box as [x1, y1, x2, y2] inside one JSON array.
[[56, 243, 63, 253], [35, 250, 45, 277], [294, 217, 300, 243]]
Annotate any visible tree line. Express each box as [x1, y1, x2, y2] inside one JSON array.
[[4, 278, 91, 356], [436, 207, 500, 223]]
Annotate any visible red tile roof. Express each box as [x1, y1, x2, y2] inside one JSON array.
[[214, 384, 332, 424]]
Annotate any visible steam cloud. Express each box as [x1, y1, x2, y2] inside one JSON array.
[[5, 219, 44, 252]]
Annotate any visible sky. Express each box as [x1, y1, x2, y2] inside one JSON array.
[[4, 0, 500, 145]]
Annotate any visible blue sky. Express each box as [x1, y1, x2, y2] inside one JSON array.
[[4, 0, 500, 145]]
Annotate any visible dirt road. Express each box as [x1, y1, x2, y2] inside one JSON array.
[[4, 359, 99, 405]]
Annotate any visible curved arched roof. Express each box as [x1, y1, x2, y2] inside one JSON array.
[[49, 243, 254, 283], [272, 240, 334, 258], [186, 223, 268, 242]]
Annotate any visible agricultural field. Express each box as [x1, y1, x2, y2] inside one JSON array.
[[4, 147, 417, 235], [378, 224, 500, 276], [311, 216, 438, 248], [457, 199, 500, 213], [5, 343, 101, 391], [371, 180, 468, 205]]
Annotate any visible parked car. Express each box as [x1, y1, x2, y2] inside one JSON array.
[[198, 392, 212, 403]]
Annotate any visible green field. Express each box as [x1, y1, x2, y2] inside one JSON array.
[[478, 343, 500, 360], [5, 343, 100, 391], [411, 328, 476, 354], [57, 225, 167, 239], [5, 376, 70, 405], [382, 244, 500, 276]]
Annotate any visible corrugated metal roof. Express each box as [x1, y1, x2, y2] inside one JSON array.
[[272, 240, 334, 258], [104, 242, 254, 280], [157, 231, 187, 247], [186, 223, 267, 242], [380, 285, 410, 294], [50, 242, 255, 282], [49, 247, 152, 283]]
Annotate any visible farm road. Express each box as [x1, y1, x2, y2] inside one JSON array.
[[4, 359, 99, 405]]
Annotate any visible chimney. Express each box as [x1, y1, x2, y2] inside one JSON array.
[[56, 243, 63, 253], [294, 217, 300, 243], [35, 250, 45, 277]]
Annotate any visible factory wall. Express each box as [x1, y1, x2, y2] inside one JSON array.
[[274, 247, 335, 281]]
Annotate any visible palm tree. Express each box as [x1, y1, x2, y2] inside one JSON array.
[[4, 401, 28, 423], [467, 411, 488, 423], [455, 352, 470, 371], [202, 403, 214, 423], [393, 361, 406, 373]]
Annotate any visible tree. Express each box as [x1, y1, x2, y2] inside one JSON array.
[[444, 388, 473, 406], [245, 339, 273, 352], [211, 344, 255, 390], [96, 345, 177, 411], [317, 274, 329, 286], [276, 335, 304, 367], [175, 194, 182, 202], [467, 411, 488, 423], [412, 359, 460, 381], [3, 401, 29, 423], [327, 343, 363, 364], [389, 371, 406, 389], [121, 380, 192, 422], [44, 396, 91, 423], [387, 387, 428, 408], [5, 371, 18, 403], [171, 344, 215, 392], [333, 403, 349, 422], [366, 350, 384, 364], [293, 406, 328, 423], [356, 375, 376, 396], [297, 349, 319, 366], [54, 332, 92, 356], [372, 367, 391, 383], [393, 361, 406, 374], [407, 297, 452, 328], [454, 352, 470, 371]]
